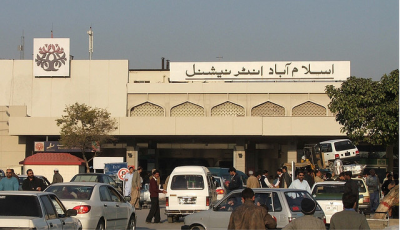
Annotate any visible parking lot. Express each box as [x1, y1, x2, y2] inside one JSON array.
[[136, 200, 184, 230]]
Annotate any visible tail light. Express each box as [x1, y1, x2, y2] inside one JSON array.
[[356, 150, 359, 155], [206, 196, 211, 206], [73, 205, 91, 214], [288, 217, 295, 223], [323, 216, 326, 224], [272, 215, 277, 223], [335, 154, 339, 159], [166, 197, 169, 207], [216, 188, 225, 195], [363, 196, 370, 203]]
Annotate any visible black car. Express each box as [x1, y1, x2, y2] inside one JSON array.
[[70, 173, 122, 193]]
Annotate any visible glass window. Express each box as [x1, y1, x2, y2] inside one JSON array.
[[272, 192, 282, 212], [40, 195, 57, 219], [170, 175, 204, 190], [285, 191, 322, 212], [334, 140, 356, 151], [217, 193, 242, 211], [71, 175, 99, 182], [311, 184, 344, 200], [100, 186, 112, 201], [46, 185, 93, 200], [320, 143, 332, 152], [212, 177, 222, 187], [49, 195, 66, 217], [0, 195, 41, 217], [354, 180, 367, 193], [255, 193, 273, 211], [108, 186, 123, 202]]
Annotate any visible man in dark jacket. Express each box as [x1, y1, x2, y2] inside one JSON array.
[[344, 171, 359, 211], [22, 169, 46, 191], [228, 188, 276, 229], [282, 166, 292, 188], [227, 167, 243, 192], [145, 170, 166, 223]]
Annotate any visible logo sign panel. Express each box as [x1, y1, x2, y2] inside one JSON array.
[[33, 38, 70, 77], [34, 141, 100, 152], [170, 61, 350, 82]]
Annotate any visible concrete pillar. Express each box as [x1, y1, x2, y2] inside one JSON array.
[[126, 146, 138, 169], [234, 146, 245, 172], [286, 140, 298, 164]]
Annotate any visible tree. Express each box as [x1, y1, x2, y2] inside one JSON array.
[[56, 103, 118, 172], [325, 70, 399, 170]]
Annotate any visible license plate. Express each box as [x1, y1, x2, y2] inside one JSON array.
[[326, 205, 337, 211], [179, 197, 196, 204], [345, 152, 350, 156]]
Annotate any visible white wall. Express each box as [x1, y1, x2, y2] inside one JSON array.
[[22, 165, 85, 183]]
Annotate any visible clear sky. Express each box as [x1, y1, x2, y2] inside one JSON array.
[[1, 0, 398, 81]]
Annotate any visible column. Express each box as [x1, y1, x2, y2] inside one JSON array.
[[126, 146, 139, 169], [233, 145, 245, 172]]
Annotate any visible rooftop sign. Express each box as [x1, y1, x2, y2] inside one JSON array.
[[170, 61, 350, 82], [33, 38, 70, 77]]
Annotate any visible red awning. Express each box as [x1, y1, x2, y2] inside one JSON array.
[[19, 153, 85, 165]]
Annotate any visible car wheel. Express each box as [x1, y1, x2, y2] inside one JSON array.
[[190, 225, 205, 230], [96, 220, 105, 230], [127, 214, 136, 230], [167, 216, 174, 223]]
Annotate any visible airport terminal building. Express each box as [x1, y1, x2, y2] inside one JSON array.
[[0, 38, 353, 179]]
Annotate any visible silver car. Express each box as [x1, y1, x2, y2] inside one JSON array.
[[182, 188, 325, 230], [45, 182, 136, 230], [0, 191, 82, 229]]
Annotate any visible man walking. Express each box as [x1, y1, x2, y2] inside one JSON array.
[[330, 193, 370, 229], [283, 198, 325, 230], [52, 168, 63, 184], [227, 167, 243, 192], [289, 171, 311, 193], [366, 169, 380, 213], [22, 169, 46, 191], [261, 170, 277, 188], [0, 169, 19, 191], [146, 170, 166, 224], [124, 167, 134, 196], [131, 166, 142, 209], [228, 188, 276, 229], [246, 171, 260, 188]]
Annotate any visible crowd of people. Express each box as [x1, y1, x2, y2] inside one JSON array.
[[0, 168, 63, 191]]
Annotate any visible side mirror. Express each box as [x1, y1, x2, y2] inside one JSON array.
[[125, 196, 132, 202], [66, 209, 77, 217]]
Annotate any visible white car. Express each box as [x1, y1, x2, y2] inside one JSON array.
[[45, 182, 136, 230], [311, 181, 345, 224], [0, 191, 82, 230], [212, 176, 226, 200], [182, 188, 325, 230]]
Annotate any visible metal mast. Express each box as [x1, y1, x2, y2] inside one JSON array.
[[19, 31, 24, 60], [87, 27, 93, 60]]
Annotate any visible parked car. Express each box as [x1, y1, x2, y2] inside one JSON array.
[[311, 179, 370, 224], [166, 166, 217, 223], [0, 191, 82, 229], [182, 188, 325, 230], [212, 176, 226, 200], [311, 181, 344, 224], [140, 183, 151, 208], [70, 173, 122, 193], [45, 182, 135, 230], [353, 178, 370, 213], [318, 139, 359, 166], [18, 175, 51, 191]]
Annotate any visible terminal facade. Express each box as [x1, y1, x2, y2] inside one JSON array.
[[0, 38, 355, 180]]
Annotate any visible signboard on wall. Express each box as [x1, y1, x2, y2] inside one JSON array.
[[33, 38, 70, 77], [34, 141, 100, 152], [170, 61, 350, 82]]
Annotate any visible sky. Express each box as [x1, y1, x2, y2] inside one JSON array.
[[0, 0, 398, 81]]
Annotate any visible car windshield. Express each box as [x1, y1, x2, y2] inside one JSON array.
[[334, 140, 356, 151], [284, 191, 322, 212], [312, 184, 344, 200], [0, 195, 42, 217], [46, 185, 94, 200], [212, 177, 222, 187], [71, 175, 99, 182], [170, 175, 204, 190]]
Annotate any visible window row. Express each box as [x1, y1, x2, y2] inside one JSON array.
[[130, 101, 327, 117]]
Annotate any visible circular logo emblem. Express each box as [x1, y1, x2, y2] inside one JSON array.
[[117, 168, 129, 181]]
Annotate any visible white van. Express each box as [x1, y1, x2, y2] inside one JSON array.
[[165, 166, 217, 223], [319, 139, 359, 166]]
